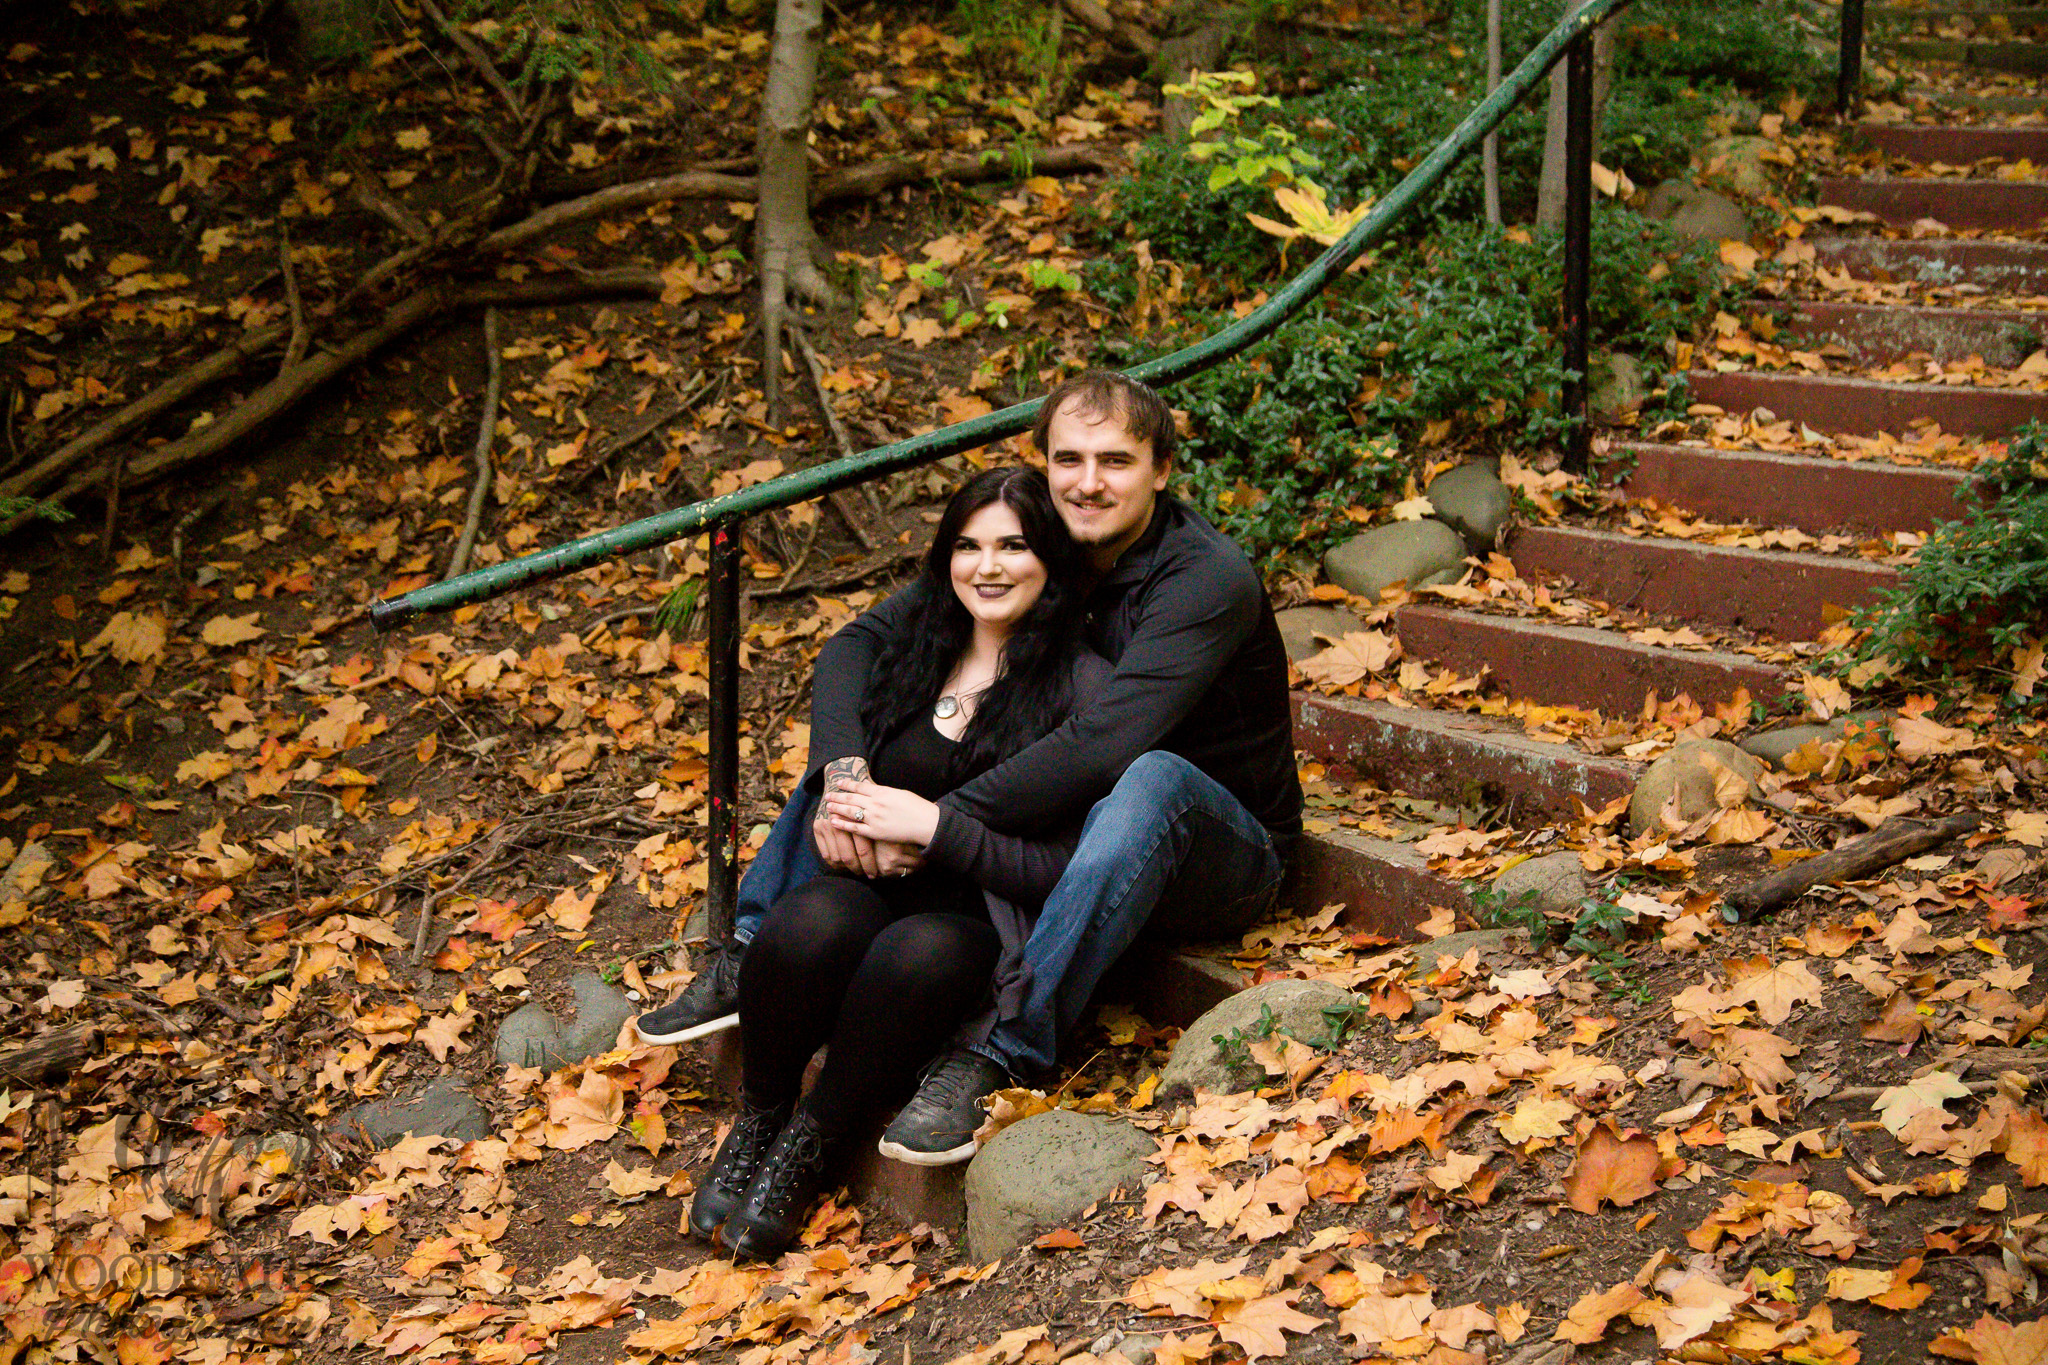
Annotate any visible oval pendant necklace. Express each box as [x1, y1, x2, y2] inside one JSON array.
[[933, 695, 961, 720]]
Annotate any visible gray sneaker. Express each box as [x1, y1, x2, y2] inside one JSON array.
[[634, 937, 743, 1044], [876, 1048, 1008, 1166]]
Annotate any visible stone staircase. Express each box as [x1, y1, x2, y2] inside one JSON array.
[[835, 38, 2048, 1233]]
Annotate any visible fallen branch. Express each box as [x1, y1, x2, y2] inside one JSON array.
[[278, 232, 307, 375], [0, 1024, 100, 1084], [478, 169, 759, 257], [417, 0, 524, 122], [2, 270, 664, 535], [410, 821, 529, 964], [812, 143, 1113, 207], [445, 307, 503, 581], [745, 546, 920, 601], [790, 326, 880, 551], [1721, 811, 1981, 922], [0, 321, 290, 505]]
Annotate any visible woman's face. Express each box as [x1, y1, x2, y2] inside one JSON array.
[[949, 500, 1048, 633]]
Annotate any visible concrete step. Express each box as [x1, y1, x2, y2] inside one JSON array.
[[1689, 367, 2048, 438], [1612, 441, 1976, 534], [1283, 827, 1469, 939], [1291, 692, 1636, 821], [1888, 36, 2048, 70], [1393, 603, 1787, 715], [1907, 87, 2048, 114], [1859, 122, 2048, 164], [1818, 175, 2048, 231], [1813, 236, 2048, 290], [1769, 298, 2042, 366], [1506, 524, 1899, 640]]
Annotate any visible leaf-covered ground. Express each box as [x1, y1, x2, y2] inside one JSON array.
[[0, 3, 2045, 1365]]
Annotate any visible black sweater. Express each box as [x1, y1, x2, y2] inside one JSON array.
[[808, 494, 1302, 848]]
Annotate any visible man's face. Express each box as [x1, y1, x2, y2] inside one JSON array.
[[1043, 398, 1169, 564]]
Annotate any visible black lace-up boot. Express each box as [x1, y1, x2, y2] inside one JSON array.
[[688, 1097, 792, 1241]]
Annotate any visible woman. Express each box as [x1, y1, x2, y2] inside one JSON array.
[[687, 466, 1105, 1262]]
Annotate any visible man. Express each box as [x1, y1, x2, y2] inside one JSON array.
[[638, 371, 1301, 1163]]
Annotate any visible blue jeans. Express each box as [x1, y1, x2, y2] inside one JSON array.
[[735, 752, 1284, 1075], [733, 786, 824, 947]]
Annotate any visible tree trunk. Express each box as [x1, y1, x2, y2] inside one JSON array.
[[1534, 0, 1615, 230], [756, 0, 834, 423], [1483, 0, 1502, 225]]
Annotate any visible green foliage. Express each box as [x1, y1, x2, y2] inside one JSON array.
[[457, 0, 684, 94], [1168, 69, 1323, 194], [652, 577, 702, 637], [1845, 424, 2048, 708], [0, 497, 71, 527], [951, 0, 1062, 100], [1211, 1002, 1279, 1088], [1469, 876, 1648, 1002]]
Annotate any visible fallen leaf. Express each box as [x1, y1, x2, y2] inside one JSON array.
[[1563, 1122, 1662, 1214]]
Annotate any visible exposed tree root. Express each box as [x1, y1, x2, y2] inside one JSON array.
[[445, 307, 504, 582]]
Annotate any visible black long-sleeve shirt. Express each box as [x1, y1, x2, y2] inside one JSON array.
[[807, 494, 1302, 848]]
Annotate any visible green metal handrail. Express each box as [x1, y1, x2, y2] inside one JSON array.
[[367, 0, 1630, 634]]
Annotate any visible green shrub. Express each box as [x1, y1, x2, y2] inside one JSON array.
[[1105, 210, 1726, 571], [1847, 425, 2048, 707]]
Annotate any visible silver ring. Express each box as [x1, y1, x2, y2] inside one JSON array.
[[852, 809, 865, 823]]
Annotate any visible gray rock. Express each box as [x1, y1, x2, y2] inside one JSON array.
[[1642, 181, 1751, 244], [964, 1111, 1154, 1261], [0, 842, 54, 907], [493, 971, 635, 1071], [1589, 352, 1649, 420], [340, 1074, 490, 1149], [240, 1131, 315, 1174], [1697, 135, 1778, 199], [1159, 979, 1355, 1100], [1491, 851, 1587, 920], [1274, 605, 1365, 662], [1424, 460, 1512, 556], [1628, 740, 1766, 836], [1739, 711, 1888, 769], [1407, 927, 1530, 979], [1323, 520, 1467, 601], [1710, 91, 1765, 132], [1113, 1336, 1164, 1365]]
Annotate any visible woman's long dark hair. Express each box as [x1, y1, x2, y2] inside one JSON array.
[[860, 466, 1084, 782]]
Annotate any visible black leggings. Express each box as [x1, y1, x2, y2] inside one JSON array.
[[738, 876, 1001, 1138]]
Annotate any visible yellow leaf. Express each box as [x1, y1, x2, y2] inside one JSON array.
[[200, 611, 267, 647], [395, 126, 432, 151]]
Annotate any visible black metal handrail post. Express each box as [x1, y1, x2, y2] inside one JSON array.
[[705, 524, 743, 942], [1561, 26, 1594, 474], [1839, 0, 1866, 118]]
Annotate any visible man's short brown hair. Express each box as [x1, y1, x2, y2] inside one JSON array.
[[1031, 370, 1176, 469]]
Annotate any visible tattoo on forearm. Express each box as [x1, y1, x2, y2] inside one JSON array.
[[821, 757, 870, 793]]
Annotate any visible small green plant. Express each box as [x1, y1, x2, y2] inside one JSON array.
[[1469, 880, 1546, 939], [1021, 259, 1080, 292], [1211, 1002, 1280, 1088], [1168, 69, 1324, 194], [1844, 422, 2048, 708], [1467, 876, 1650, 1003], [0, 496, 71, 526], [652, 577, 701, 637]]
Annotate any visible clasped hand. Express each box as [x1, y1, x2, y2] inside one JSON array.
[[811, 760, 934, 879], [821, 778, 940, 849]]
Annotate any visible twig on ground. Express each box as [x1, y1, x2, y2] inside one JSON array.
[[790, 326, 881, 551], [278, 231, 308, 375], [1720, 811, 1981, 922], [745, 546, 921, 601], [346, 153, 434, 243], [445, 307, 504, 581], [415, 0, 524, 121], [100, 451, 124, 560], [409, 822, 527, 965], [0, 322, 290, 506]]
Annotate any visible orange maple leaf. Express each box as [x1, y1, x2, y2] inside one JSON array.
[[1563, 1121, 1662, 1215]]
